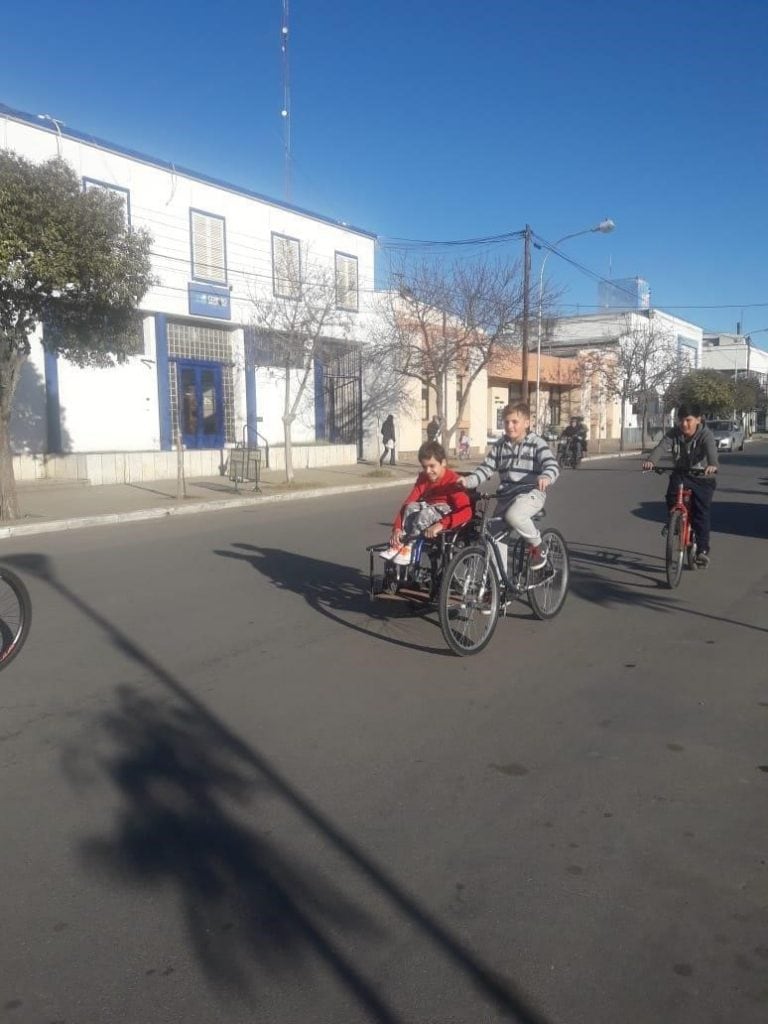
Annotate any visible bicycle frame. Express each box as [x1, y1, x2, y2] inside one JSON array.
[[669, 480, 694, 547]]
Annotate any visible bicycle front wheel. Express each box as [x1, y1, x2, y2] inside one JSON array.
[[528, 528, 570, 620], [665, 511, 685, 588], [438, 545, 500, 656], [0, 568, 32, 670]]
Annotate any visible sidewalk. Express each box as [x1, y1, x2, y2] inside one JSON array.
[[0, 446, 643, 540], [1, 461, 421, 539]]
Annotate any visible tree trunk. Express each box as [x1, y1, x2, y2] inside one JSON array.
[[619, 395, 627, 453], [283, 360, 294, 483], [0, 414, 20, 521], [0, 350, 22, 521]]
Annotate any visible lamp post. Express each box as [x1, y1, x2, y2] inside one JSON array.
[[534, 219, 615, 428]]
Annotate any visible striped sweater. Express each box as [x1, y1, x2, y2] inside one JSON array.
[[462, 431, 560, 498]]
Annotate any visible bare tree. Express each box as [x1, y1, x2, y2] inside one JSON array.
[[249, 257, 353, 483], [603, 313, 683, 451], [372, 257, 526, 448]]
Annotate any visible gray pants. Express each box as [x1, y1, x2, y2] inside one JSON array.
[[401, 501, 451, 539], [495, 489, 546, 546]]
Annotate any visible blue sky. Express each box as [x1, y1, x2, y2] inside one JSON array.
[[3, 0, 767, 341]]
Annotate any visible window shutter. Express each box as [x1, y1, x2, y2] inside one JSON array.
[[272, 234, 301, 298], [192, 211, 226, 283], [335, 254, 358, 310]]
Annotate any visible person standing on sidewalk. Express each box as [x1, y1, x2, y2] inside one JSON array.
[[380, 414, 397, 466], [426, 414, 441, 443]]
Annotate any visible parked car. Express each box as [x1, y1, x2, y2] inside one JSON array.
[[707, 419, 745, 452]]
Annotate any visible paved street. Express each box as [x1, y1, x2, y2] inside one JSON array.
[[1, 446, 766, 1024]]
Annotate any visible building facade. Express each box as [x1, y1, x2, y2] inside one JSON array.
[[2, 103, 376, 482]]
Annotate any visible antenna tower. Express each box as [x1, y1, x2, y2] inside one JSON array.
[[280, 1, 291, 201]]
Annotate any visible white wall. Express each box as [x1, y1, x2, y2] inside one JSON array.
[[2, 107, 377, 457]]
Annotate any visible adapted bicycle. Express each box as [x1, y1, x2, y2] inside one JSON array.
[[367, 524, 472, 608], [437, 492, 570, 656], [649, 466, 712, 588], [0, 567, 32, 670]]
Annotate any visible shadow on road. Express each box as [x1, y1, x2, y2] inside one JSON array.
[[567, 542, 768, 635], [631, 499, 768, 540], [215, 542, 451, 657], [3, 550, 550, 1024]]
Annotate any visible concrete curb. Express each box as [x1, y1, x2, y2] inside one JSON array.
[[0, 476, 412, 539]]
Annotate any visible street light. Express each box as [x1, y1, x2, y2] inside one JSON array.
[[534, 219, 615, 427]]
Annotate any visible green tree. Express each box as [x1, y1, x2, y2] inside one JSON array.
[[664, 369, 734, 416], [0, 152, 153, 519], [733, 372, 765, 416]]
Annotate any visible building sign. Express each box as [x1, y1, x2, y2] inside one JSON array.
[[188, 282, 231, 320]]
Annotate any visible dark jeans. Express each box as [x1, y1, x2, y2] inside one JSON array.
[[666, 473, 716, 553]]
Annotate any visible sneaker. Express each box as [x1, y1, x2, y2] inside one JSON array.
[[392, 544, 413, 566], [695, 551, 710, 569], [529, 545, 547, 571], [379, 546, 400, 561]]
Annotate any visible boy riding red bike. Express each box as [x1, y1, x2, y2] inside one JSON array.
[[641, 402, 718, 568]]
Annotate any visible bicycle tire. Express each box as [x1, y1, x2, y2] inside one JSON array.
[[665, 511, 685, 589], [528, 528, 570, 620], [438, 545, 500, 656], [0, 567, 32, 670]]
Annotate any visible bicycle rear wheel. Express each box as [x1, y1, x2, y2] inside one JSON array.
[[665, 511, 685, 588], [0, 568, 32, 670], [528, 528, 570, 620], [438, 545, 500, 656]]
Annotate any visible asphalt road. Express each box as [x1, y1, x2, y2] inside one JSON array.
[[1, 445, 766, 1024]]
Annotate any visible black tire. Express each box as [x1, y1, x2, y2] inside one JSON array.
[[0, 568, 32, 670], [665, 511, 685, 589], [528, 528, 570, 620], [438, 545, 500, 656]]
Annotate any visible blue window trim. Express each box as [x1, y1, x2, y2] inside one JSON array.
[[82, 176, 131, 225], [334, 250, 359, 312], [155, 314, 172, 450], [271, 232, 302, 299], [189, 208, 227, 286]]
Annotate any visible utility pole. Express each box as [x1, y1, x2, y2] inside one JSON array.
[[521, 224, 532, 402]]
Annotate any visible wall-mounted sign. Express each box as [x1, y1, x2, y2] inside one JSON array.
[[188, 282, 231, 320]]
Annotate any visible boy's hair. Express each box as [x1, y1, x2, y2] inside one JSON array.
[[677, 402, 702, 419], [501, 401, 531, 420], [418, 440, 447, 463]]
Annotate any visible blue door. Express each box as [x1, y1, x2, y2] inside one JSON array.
[[177, 360, 224, 448]]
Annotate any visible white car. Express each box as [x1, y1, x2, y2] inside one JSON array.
[[707, 419, 745, 452]]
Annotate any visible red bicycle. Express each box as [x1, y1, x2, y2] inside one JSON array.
[[649, 467, 711, 588]]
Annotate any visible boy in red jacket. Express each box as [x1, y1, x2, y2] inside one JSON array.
[[380, 441, 473, 565]]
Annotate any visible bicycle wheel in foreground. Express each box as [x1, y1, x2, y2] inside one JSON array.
[[665, 511, 685, 589], [438, 545, 499, 657], [528, 528, 570, 620], [0, 568, 32, 670]]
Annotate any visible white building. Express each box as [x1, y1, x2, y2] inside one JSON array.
[[702, 333, 768, 432], [544, 310, 703, 444], [2, 102, 377, 482]]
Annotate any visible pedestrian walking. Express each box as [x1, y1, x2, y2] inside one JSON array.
[[426, 414, 441, 443], [380, 414, 397, 466]]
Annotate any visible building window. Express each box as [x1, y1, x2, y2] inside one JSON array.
[[421, 384, 429, 421], [190, 209, 227, 284], [334, 252, 359, 311], [83, 177, 130, 226], [272, 233, 301, 298], [167, 321, 235, 443]]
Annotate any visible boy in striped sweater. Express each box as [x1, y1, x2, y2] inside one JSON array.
[[458, 402, 559, 569]]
